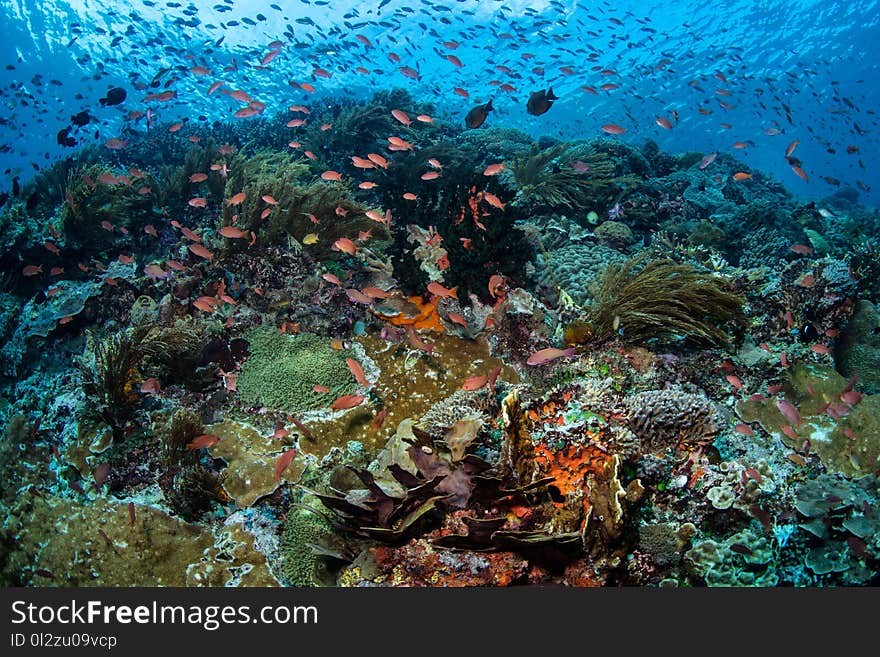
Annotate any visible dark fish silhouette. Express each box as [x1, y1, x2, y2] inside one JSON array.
[[70, 110, 91, 126], [464, 99, 493, 129], [527, 87, 558, 116], [99, 87, 126, 106], [56, 126, 76, 147]]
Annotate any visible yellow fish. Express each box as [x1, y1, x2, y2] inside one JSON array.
[[303, 233, 319, 245]]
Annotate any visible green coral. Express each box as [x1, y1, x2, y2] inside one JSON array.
[[737, 363, 880, 478], [593, 220, 634, 249], [281, 507, 335, 587], [837, 300, 880, 394], [237, 328, 356, 413]]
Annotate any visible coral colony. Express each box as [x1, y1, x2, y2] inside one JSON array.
[[0, 0, 878, 587]]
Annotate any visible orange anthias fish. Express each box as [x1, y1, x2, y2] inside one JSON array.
[[461, 374, 489, 391], [331, 394, 366, 411], [219, 226, 249, 239], [274, 449, 297, 482], [346, 358, 369, 387], [333, 238, 359, 255], [526, 347, 575, 366], [427, 282, 457, 299], [188, 434, 221, 450], [391, 109, 412, 126], [188, 243, 214, 260]]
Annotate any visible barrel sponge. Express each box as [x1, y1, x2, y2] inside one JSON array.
[[237, 328, 355, 414]]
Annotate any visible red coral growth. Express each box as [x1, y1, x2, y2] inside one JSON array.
[[369, 540, 528, 587]]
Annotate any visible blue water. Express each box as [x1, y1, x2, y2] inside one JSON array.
[[1, 0, 877, 205]]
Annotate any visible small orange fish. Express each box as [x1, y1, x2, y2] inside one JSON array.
[[188, 197, 208, 208], [333, 238, 359, 255], [483, 192, 504, 209], [192, 298, 217, 313], [733, 423, 754, 436], [483, 163, 505, 176], [427, 282, 457, 299], [227, 191, 246, 205], [188, 243, 214, 261], [655, 117, 673, 130], [461, 374, 488, 391], [791, 165, 809, 182], [274, 449, 297, 482], [391, 109, 412, 126], [346, 358, 369, 386], [219, 226, 249, 239], [790, 243, 814, 256], [732, 172, 752, 181], [188, 434, 221, 450], [22, 264, 43, 276], [601, 123, 626, 135], [331, 394, 366, 411], [321, 170, 343, 181], [447, 312, 469, 328], [367, 153, 388, 169]]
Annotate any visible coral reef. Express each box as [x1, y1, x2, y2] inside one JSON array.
[[582, 257, 746, 346], [626, 389, 719, 450], [837, 300, 880, 393], [237, 328, 357, 414]]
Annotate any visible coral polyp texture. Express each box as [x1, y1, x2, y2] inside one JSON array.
[[0, 0, 878, 590]]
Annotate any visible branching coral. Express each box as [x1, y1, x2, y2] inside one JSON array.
[[582, 256, 746, 346]]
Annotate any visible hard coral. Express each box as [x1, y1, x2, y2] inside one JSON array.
[[237, 328, 357, 414], [626, 388, 719, 450]]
